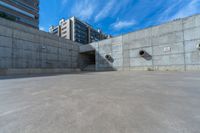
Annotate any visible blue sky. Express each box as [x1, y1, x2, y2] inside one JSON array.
[[39, 0, 200, 36]]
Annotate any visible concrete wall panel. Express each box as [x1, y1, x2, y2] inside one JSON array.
[[152, 32, 183, 45], [113, 59, 123, 67], [0, 17, 80, 70], [0, 59, 12, 68], [129, 38, 151, 49], [154, 65, 184, 71], [152, 20, 182, 37], [0, 25, 12, 37], [185, 40, 200, 53], [88, 14, 200, 71], [130, 58, 153, 67], [130, 47, 152, 58], [99, 44, 112, 54], [184, 27, 200, 41], [0, 36, 12, 48], [112, 44, 122, 51], [185, 52, 200, 65], [153, 42, 184, 56], [183, 15, 200, 29], [0, 47, 12, 58], [186, 65, 200, 71], [153, 54, 184, 66], [112, 51, 123, 59]]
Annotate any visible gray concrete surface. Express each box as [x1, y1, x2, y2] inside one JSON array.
[[81, 14, 200, 71], [0, 71, 200, 133], [0, 68, 80, 75], [0, 17, 79, 73]]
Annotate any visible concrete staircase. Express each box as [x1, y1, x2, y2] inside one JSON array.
[[83, 65, 95, 71]]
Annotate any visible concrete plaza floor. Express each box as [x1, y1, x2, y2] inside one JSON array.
[[0, 71, 200, 133]]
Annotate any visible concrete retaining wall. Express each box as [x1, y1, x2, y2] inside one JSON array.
[[82, 14, 200, 71], [1, 14, 200, 74], [0, 17, 80, 75]]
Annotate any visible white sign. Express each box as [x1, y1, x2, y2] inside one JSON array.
[[164, 47, 171, 52]]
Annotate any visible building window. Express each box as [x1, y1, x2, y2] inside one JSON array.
[[62, 27, 67, 30], [62, 31, 67, 34], [0, 1, 35, 18]]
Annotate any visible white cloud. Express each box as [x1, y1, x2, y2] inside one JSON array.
[[112, 20, 136, 30], [95, 0, 115, 22], [111, 0, 131, 17], [171, 0, 199, 20], [94, 0, 131, 22], [69, 0, 133, 23], [157, 0, 181, 22], [39, 26, 45, 31], [158, 0, 199, 23], [78, 4, 94, 20], [71, 0, 96, 20]]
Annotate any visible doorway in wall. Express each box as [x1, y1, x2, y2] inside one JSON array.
[[79, 51, 96, 71]]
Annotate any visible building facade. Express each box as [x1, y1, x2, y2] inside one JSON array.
[[0, 0, 39, 29], [49, 17, 110, 44], [49, 25, 61, 37]]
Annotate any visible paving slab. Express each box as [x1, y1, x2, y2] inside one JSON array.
[[0, 71, 200, 133]]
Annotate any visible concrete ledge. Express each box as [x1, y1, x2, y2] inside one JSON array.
[[0, 68, 81, 76], [79, 44, 95, 53]]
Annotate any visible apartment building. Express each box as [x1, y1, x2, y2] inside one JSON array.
[[0, 0, 39, 28], [59, 18, 72, 40], [49, 25, 61, 37], [49, 17, 110, 44]]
